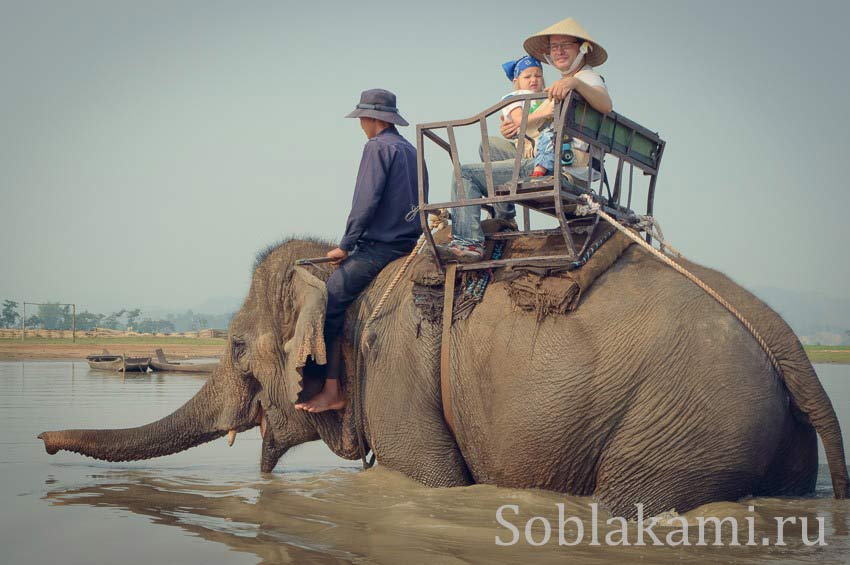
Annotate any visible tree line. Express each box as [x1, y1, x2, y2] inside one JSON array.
[[1, 300, 233, 333]]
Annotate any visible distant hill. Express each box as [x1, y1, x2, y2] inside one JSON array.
[[139, 296, 241, 333], [749, 286, 850, 344], [145, 296, 242, 319]]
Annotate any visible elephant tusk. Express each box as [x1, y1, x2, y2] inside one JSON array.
[[260, 416, 267, 439], [228, 430, 237, 447]]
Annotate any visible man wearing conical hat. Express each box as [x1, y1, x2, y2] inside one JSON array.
[[439, 17, 613, 263], [526, 18, 610, 106], [501, 17, 612, 140]]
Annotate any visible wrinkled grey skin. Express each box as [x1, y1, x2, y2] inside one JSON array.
[[39, 238, 849, 518]]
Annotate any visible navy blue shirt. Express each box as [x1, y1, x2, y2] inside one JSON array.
[[339, 126, 427, 252]]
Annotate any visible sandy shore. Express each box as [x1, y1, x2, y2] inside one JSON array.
[[0, 341, 225, 361]]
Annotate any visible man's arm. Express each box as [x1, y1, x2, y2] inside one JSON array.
[[547, 79, 612, 114], [500, 115, 520, 140], [338, 141, 390, 252]]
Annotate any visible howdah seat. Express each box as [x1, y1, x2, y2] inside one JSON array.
[[415, 92, 665, 272]]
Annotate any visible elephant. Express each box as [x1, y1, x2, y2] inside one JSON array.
[[39, 236, 849, 518]]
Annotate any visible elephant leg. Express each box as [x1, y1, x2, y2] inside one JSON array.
[[365, 373, 473, 486], [371, 412, 473, 488], [591, 374, 784, 518], [593, 454, 757, 519], [754, 408, 818, 496], [362, 304, 472, 488]]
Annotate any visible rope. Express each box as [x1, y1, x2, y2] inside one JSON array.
[[575, 195, 784, 380], [351, 213, 445, 469], [361, 213, 445, 348], [633, 215, 684, 258]]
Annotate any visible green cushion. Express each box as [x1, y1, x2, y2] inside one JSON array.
[[569, 100, 660, 169]]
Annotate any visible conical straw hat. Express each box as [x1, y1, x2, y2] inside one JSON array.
[[523, 17, 608, 68]]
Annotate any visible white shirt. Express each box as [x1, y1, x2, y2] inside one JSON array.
[[573, 65, 606, 91], [566, 65, 607, 152], [500, 89, 545, 122]]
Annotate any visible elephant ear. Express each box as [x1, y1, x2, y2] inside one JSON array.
[[282, 266, 328, 404]]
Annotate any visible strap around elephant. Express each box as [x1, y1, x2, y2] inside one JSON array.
[[440, 263, 458, 436]]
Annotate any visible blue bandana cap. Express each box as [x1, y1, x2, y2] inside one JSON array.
[[502, 55, 542, 81]]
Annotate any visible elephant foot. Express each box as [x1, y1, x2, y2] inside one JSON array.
[[294, 379, 346, 413]]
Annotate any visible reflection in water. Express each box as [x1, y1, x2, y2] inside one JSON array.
[[3, 361, 850, 563], [46, 473, 360, 563], [44, 467, 850, 564]]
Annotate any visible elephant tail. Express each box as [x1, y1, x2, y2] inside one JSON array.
[[776, 343, 849, 499], [663, 253, 849, 500]]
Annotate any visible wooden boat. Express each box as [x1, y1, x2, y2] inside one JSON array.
[[149, 348, 218, 374], [85, 354, 123, 371], [86, 351, 150, 372], [119, 356, 151, 372]]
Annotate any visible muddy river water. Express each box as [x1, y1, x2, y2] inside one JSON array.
[[2, 361, 850, 564]]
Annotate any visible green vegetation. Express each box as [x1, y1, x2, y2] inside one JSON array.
[[0, 336, 226, 346], [1, 300, 20, 327], [76, 311, 104, 331], [35, 302, 72, 330], [1, 297, 233, 333], [805, 346, 850, 364]]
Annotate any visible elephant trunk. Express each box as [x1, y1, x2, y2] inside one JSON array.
[[38, 379, 226, 462], [260, 431, 288, 473]]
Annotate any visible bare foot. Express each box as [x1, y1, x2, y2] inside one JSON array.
[[532, 166, 548, 177], [294, 379, 345, 413]]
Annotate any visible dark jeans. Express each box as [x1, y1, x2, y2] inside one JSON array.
[[324, 239, 414, 354]]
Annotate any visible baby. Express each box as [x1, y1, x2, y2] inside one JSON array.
[[502, 55, 555, 177], [500, 56, 553, 166]]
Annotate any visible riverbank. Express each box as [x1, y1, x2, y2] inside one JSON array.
[[1, 338, 847, 364], [0, 337, 226, 361], [805, 346, 850, 364]]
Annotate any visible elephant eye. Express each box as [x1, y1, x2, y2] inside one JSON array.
[[232, 338, 247, 361], [231, 337, 254, 377]]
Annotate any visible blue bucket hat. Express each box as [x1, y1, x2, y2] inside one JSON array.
[[344, 88, 409, 126]]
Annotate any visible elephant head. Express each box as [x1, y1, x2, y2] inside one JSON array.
[[39, 238, 358, 471]]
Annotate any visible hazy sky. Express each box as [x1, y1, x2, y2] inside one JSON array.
[[1, 0, 848, 314]]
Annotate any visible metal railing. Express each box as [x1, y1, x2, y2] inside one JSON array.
[[416, 92, 665, 271]]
